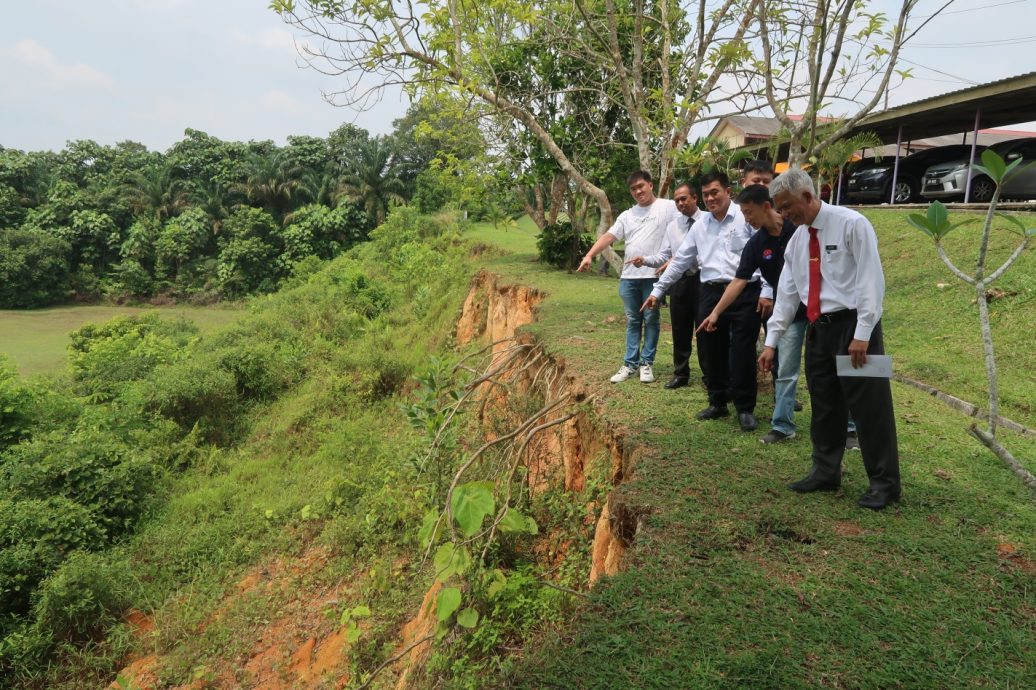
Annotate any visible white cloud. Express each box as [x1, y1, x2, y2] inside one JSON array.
[[8, 38, 116, 92]]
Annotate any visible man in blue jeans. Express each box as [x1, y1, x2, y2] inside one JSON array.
[[578, 170, 676, 383]]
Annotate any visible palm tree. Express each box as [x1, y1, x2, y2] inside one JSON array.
[[122, 162, 189, 221], [190, 178, 233, 235], [813, 132, 883, 204], [233, 150, 305, 220], [335, 136, 407, 225]]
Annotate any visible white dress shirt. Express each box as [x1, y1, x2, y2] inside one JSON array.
[[650, 202, 758, 300], [608, 198, 678, 279], [764, 202, 886, 347], [640, 209, 703, 270]]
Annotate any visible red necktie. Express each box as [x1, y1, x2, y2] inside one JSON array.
[[807, 226, 821, 323]]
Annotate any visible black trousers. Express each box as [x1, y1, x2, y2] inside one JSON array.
[[669, 271, 700, 380], [696, 281, 761, 412], [805, 316, 900, 492]]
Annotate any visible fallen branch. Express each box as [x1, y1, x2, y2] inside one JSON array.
[[969, 425, 1036, 493]]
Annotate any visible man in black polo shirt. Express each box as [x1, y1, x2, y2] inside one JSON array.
[[697, 184, 802, 443]]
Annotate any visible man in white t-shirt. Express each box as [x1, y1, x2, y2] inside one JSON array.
[[578, 170, 677, 383]]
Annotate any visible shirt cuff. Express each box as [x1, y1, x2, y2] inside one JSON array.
[[853, 323, 874, 341], [760, 285, 774, 299], [764, 331, 780, 348], [650, 286, 665, 300]]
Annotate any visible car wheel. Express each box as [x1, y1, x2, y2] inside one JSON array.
[[970, 176, 995, 203], [891, 178, 915, 204]]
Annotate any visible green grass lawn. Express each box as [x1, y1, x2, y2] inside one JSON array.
[[466, 212, 1036, 688], [0, 304, 245, 376]]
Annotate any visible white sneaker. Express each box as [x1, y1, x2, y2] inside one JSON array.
[[639, 364, 655, 383], [610, 365, 636, 383]]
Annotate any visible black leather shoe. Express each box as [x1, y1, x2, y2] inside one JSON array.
[[664, 377, 689, 390], [788, 474, 840, 493], [857, 488, 901, 510], [696, 405, 729, 420], [738, 412, 758, 431]]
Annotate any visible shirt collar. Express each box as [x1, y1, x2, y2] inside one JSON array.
[[706, 202, 739, 227], [810, 201, 832, 230]]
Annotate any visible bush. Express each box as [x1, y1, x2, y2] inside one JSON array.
[[32, 551, 134, 641], [536, 221, 593, 270], [0, 229, 72, 308], [0, 427, 162, 537], [0, 358, 34, 451], [69, 313, 197, 401], [0, 498, 106, 615], [139, 360, 241, 443]]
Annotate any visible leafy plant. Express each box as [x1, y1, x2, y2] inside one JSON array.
[[536, 220, 593, 270], [906, 149, 1036, 490]]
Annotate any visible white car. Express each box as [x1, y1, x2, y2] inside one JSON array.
[[921, 138, 1036, 202]]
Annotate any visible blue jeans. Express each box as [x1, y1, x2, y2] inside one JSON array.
[[772, 318, 857, 436], [772, 319, 807, 435], [618, 278, 660, 368]]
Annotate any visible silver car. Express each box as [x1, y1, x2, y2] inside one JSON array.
[[921, 137, 1036, 202]]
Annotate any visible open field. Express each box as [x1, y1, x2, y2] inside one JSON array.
[[466, 211, 1036, 688], [0, 304, 245, 376]]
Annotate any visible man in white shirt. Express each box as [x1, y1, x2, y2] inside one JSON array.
[[642, 171, 762, 431], [760, 168, 901, 510], [627, 182, 703, 389], [578, 170, 677, 383]]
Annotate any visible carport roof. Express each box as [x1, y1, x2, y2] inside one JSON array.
[[851, 71, 1036, 142]]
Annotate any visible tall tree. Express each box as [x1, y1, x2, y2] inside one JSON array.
[[336, 136, 407, 225], [272, 0, 757, 245], [752, 0, 918, 166]]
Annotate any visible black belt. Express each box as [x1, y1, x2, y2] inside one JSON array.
[[703, 280, 730, 286], [811, 309, 857, 325]]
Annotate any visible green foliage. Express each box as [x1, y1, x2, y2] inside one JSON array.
[[0, 357, 34, 451], [32, 551, 134, 641], [451, 482, 496, 537], [906, 200, 976, 241], [69, 313, 198, 401], [536, 220, 592, 270], [0, 497, 106, 615], [0, 229, 72, 308]]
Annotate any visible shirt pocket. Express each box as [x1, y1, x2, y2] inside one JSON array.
[[821, 247, 851, 274], [727, 230, 749, 256]]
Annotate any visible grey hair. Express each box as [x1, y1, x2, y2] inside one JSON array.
[[770, 167, 814, 198]]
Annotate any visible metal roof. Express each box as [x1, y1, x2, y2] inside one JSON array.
[[849, 72, 1036, 142]]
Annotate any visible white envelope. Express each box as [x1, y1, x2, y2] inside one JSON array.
[[835, 355, 892, 378]]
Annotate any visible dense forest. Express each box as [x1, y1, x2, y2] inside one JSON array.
[[0, 103, 505, 309]]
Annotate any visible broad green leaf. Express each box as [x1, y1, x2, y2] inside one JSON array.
[[997, 213, 1029, 236], [1004, 156, 1025, 178], [906, 213, 934, 237], [451, 481, 495, 537], [436, 587, 462, 623], [457, 607, 479, 628], [940, 219, 976, 239], [926, 201, 948, 233], [418, 509, 441, 548], [350, 605, 371, 618], [980, 149, 1007, 182], [345, 623, 362, 643], [498, 508, 534, 534], [433, 542, 470, 581], [970, 163, 992, 181]]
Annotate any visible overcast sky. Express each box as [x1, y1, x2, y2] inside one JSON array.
[[1, 0, 1034, 153]]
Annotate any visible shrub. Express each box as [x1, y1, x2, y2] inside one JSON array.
[[32, 551, 134, 641], [139, 360, 240, 443], [0, 427, 162, 537], [0, 228, 72, 308], [0, 358, 34, 451], [536, 221, 593, 270], [0, 498, 106, 615]]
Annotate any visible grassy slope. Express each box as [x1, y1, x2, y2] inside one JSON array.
[[469, 212, 1036, 688], [0, 305, 243, 376]]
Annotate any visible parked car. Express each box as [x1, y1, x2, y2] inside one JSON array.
[[921, 137, 1036, 202], [845, 145, 983, 204]]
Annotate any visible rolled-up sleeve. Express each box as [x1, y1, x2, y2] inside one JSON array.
[[850, 218, 885, 341]]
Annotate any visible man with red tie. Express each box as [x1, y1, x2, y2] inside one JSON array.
[[759, 168, 901, 510]]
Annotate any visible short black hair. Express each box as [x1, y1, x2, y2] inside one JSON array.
[[699, 170, 730, 189], [673, 181, 697, 196], [736, 184, 772, 206], [626, 170, 652, 187], [742, 159, 774, 178]]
